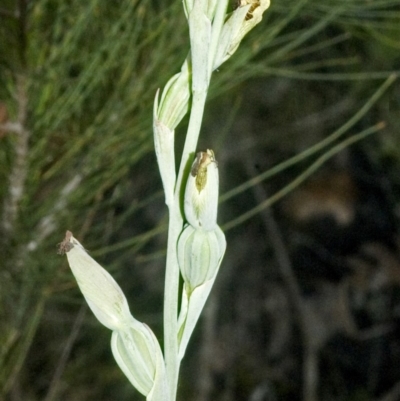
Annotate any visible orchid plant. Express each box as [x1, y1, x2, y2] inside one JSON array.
[[58, 1, 271, 400]]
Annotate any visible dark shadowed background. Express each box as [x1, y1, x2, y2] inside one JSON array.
[[1, 1, 400, 400]]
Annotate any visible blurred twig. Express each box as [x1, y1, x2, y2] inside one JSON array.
[[44, 306, 87, 401], [378, 382, 400, 401], [194, 295, 218, 401], [223, 122, 385, 231], [244, 160, 319, 401], [2, 75, 29, 242], [220, 74, 396, 205]]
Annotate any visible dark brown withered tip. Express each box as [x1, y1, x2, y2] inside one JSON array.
[[57, 230, 74, 255]]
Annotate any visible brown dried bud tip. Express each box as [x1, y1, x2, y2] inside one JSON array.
[[235, 0, 260, 20], [57, 230, 74, 255], [190, 150, 217, 193]]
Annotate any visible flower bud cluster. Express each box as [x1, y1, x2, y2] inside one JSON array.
[[177, 150, 226, 358], [153, 1, 270, 207], [180, 149, 226, 291], [59, 232, 169, 401]]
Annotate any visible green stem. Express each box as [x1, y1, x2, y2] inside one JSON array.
[[175, 0, 229, 193], [163, 91, 209, 401], [163, 203, 183, 401], [163, 3, 229, 399], [164, 87, 209, 401], [176, 89, 208, 192]]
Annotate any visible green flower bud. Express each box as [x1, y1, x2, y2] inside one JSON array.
[[156, 58, 191, 131], [153, 91, 176, 207], [112, 322, 156, 396], [177, 224, 226, 293], [184, 149, 219, 231], [58, 231, 132, 331], [111, 321, 168, 399], [177, 224, 226, 358], [213, 0, 271, 70], [59, 231, 169, 401]]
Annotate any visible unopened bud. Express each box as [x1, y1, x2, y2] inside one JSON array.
[[156, 59, 191, 131], [58, 231, 131, 331], [153, 91, 176, 207], [178, 224, 226, 293], [111, 321, 168, 398], [184, 149, 219, 231], [213, 0, 271, 70]]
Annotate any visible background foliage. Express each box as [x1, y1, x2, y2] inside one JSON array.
[[0, 0, 399, 400]]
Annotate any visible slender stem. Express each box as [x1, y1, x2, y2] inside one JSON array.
[[163, 204, 183, 401], [164, 88, 209, 400], [175, 89, 208, 193], [174, 0, 229, 195]]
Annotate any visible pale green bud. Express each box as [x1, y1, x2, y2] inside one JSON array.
[[58, 231, 131, 331], [184, 149, 219, 231], [156, 58, 190, 130], [153, 91, 176, 207], [59, 231, 169, 401], [177, 224, 226, 358], [111, 322, 169, 399], [177, 224, 226, 293], [213, 0, 271, 70], [112, 323, 156, 396]]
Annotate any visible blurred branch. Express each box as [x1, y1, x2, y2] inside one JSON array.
[[220, 74, 397, 205], [244, 161, 319, 401], [0, 122, 23, 134], [91, 224, 166, 257], [378, 382, 400, 401], [26, 175, 83, 252], [194, 295, 218, 401], [223, 122, 385, 231], [44, 306, 87, 401], [2, 298, 44, 394], [2, 75, 29, 242], [255, 69, 399, 81]]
